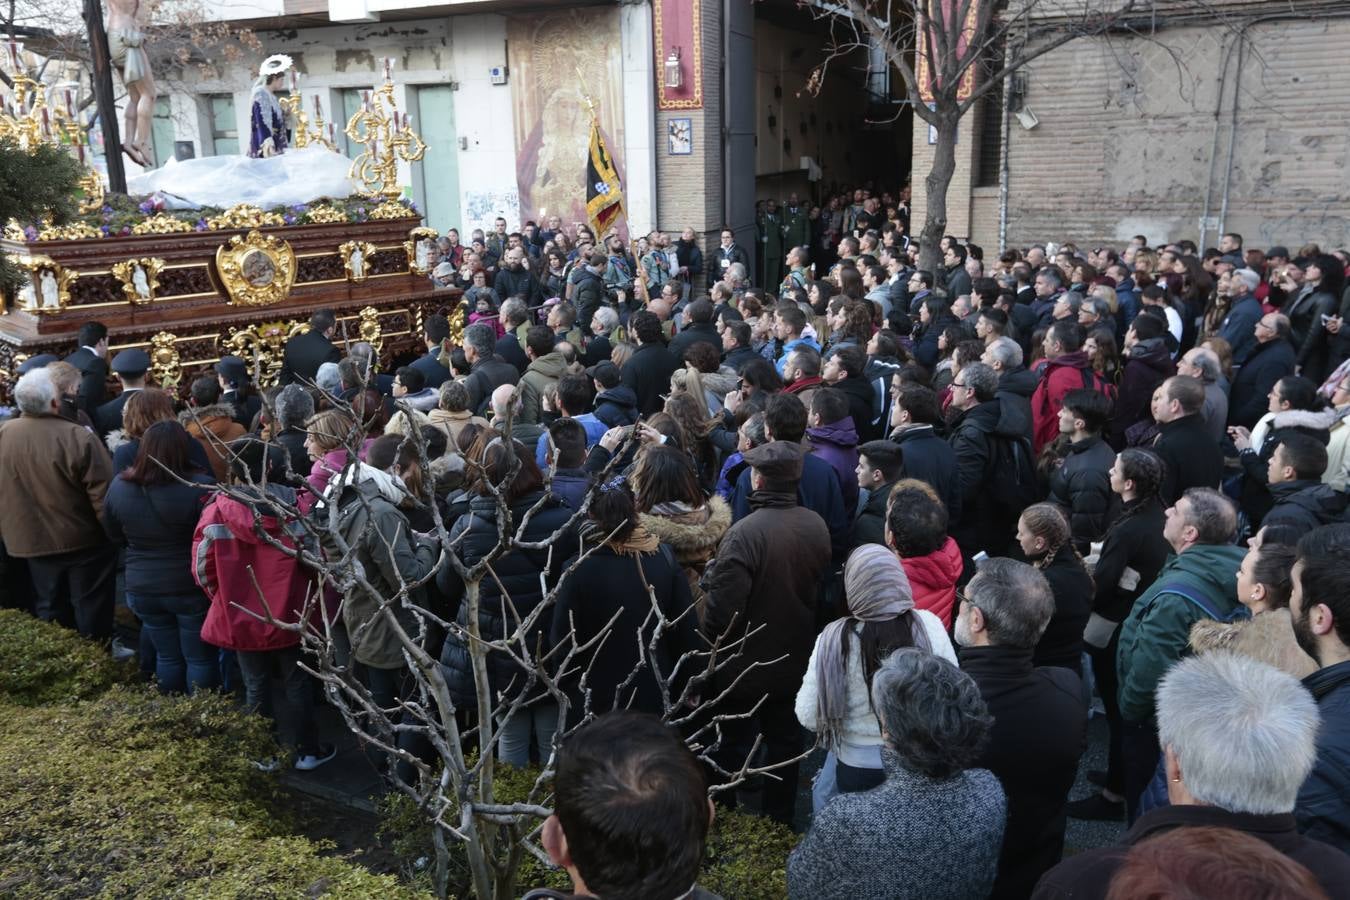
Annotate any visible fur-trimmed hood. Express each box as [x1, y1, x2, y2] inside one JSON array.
[[639, 495, 731, 555], [1272, 407, 1342, 432], [104, 428, 131, 454], [178, 403, 239, 427], [1189, 608, 1317, 679]]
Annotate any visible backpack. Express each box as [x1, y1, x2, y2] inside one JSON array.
[[1079, 366, 1119, 404], [986, 430, 1040, 514], [1144, 582, 1251, 624]]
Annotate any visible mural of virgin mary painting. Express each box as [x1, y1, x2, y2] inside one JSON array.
[[508, 7, 627, 240]]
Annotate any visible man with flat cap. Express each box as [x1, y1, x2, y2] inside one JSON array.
[[703, 438, 831, 826], [216, 355, 261, 428], [95, 348, 150, 439], [16, 354, 58, 376]]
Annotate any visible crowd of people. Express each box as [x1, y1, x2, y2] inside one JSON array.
[[4, 192, 1350, 898]]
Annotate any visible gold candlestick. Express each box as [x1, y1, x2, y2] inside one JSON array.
[[344, 77, 425, 201]]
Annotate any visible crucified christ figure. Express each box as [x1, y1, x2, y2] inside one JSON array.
[[106, 0, 156, 167]]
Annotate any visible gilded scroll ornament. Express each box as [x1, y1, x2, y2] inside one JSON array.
[[404, 227, 438, 275], [148, 331, 182, 386], [357, 305, 383, 350], [15, 255, 75, 313], [339, 240, 379, 283], [224, 318, 306, 386], [132, 213, 193, 236], [215, 230, 297, 307], [112, 258, 166, 304], [306, 204, 348, 224], [369, 199, 414, 221], [207, 204, 285, 231]]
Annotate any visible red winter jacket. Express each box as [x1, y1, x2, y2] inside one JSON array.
[[901, 536, 964, 628], [1031, 350, 1095, 453], [194, 485, 318, 652]]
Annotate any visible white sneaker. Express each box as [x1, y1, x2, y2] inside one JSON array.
[[294, 743, 338, 771], [252, 757, 281, 773], [110, 637, 137, 663]]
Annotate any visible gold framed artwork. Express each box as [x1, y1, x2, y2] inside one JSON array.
[[215, 230, 297, 307], [404, 227, 438, 276], [339, 240, 379, 283], [112, 257, 165, 304], [15, 255, 75, 314]]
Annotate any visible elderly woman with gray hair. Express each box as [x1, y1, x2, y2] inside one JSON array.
[[795, 544, 956, 810], [788, 648, 1006, 900]]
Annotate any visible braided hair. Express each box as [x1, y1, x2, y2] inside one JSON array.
[[1109, 448, 1165, 532], [1021, 503, 1095, 591]]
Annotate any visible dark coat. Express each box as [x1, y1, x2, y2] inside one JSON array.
[[943, 264, 972, 301], [850, 479, 898, 550], [1111, 338, 1174, 448], [493, 266, 543, 307], [913, 313, 960, 371], [580, 333, 612, 369], [462, 355, 521, 417], [103, 473, 215, 597], [569, 268, 606, 327], [95, 388, 138, 438], [593, 385, 640, 428], [723, 345, 759, 373], [408, 349, 452, 390], [708, 244, 749, 288], [1263, 479, 1349, 535], [1047, 435, 1117, 549], [949, 395, 1032, 557], [1091, 496, 1171, 624], [1032, 545, 1094, 675], [703, 489, 830, 704], [962, 646, 1087, 900], [892, 424, 963, 526], [1033, 804, 1350, 900], [667, 321, 721, 363], [495, 332, 529, 374], [437, 492, 580, 707], [1218, 292, 1263, 366], [1298, 660, 1350, 854], [807, 418, 860, 518], [1152, 413, 1223, 504], [1291, 285, 1340, 382], [1229, 338, 1296, 428], [731, 453, 849, 563], [621, 342, 681, 417], [834, 374, 883, 441], [549, 541, 699, 727], [272, 428, 312, 484], [221, 388, 262, 429], [278, 329, 341, 387], [1239, 407, 1339, 526], [112, 434, 214, 476], [63, 346, 109, 414], [548, 467, 592, 511]]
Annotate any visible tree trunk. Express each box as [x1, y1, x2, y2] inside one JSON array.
[[82, 0, 126, 194], [919, 111, 959, 278]]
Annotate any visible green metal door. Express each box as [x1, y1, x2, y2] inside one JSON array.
[[411, 85, 459, 235], [151, 97, 175, 165]]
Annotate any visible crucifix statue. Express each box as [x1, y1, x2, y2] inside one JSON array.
[[105, 0, 156, 167]]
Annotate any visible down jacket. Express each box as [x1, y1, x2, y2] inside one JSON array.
[[1046, 435, 1117, 551], [194, 484, 317, 652], [1262, 479, 1349, 534], [437, 491, 579, 708], [900, 536, 964, 629], [1297, 660, 1350, 854]]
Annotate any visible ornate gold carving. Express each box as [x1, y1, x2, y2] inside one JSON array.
[[4, 219, 24, 241], [14, 255, 75, 313], [148, 331, 182, 386], [344, 77, 427, 200], [77, 171, 105, 215], [306, 204, 348, 225], [37, 221, 100, 241], [448, 300, 466, 349], [357, 305, 383, 350], [338, 240, 378, 283], [224, 318, 306, 386], [111, 258, 166, 305], [368, 199, 414, 221], [132, 213, 193, 236], [207, 204, 285, 231], [215, 230, 297, 307], [404, 227, 438, 275]]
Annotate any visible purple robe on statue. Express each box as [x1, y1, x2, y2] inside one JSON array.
[[249, 86, 289, 158]]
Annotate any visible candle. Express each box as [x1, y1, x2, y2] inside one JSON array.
[[40, 107, 50, 137], [328, 122, 336, 144], [383, 57, 392, 81], [362, 89, 371, 111], [313, 94, 322, 117], [290, 69, 298, 92], [77, 141, 85, 164], [371, 136, 379, 160], [7, 41, 19, 71], [63, 89, 73, 117]]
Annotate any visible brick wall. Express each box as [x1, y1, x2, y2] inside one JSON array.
[[919, 13, 1350, 252]]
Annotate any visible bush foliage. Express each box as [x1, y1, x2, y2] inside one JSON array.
[[0, 612, 429, 899]]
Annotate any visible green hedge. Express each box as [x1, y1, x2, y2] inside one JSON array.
[[381, 766, 797, 899], [0, 611, 429, 899], [0, 608, 128, 706]]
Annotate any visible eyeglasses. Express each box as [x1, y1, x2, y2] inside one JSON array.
[[951, 381, 969, 390]]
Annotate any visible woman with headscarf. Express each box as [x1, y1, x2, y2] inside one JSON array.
[[795, 544, 956, 811]]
